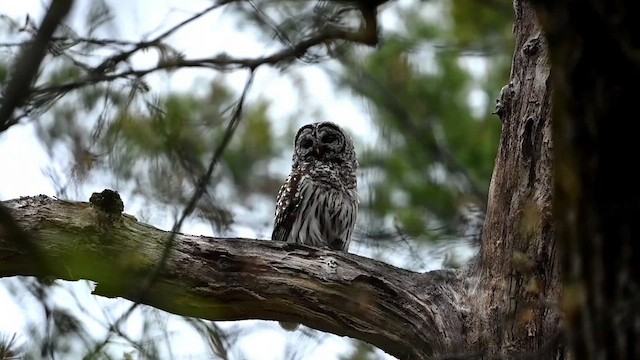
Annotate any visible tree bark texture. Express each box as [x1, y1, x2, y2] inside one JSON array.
[[0, 195, 467, 360], [531, 0, 640, 358], [475, 0, 561, 357], [0, 1, 581, 359]]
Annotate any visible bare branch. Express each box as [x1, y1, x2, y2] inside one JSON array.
[[341, 67, 488, 207], [0, 0, 74, 132], [92, 0, 236, 74], [128, 70, 255, 312], [85, 71, 256, 354], [0, 195, 469, 360], [30, 24, 375, 102]]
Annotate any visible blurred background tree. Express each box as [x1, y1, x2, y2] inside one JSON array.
[[0, 0, 513, 358]]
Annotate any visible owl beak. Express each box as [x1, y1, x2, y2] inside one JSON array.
[[315, 145, 322, 156]]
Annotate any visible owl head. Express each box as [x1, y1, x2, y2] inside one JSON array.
[[292, 121, 357, 169]]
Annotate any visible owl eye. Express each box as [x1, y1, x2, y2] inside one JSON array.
[[301, 139, 313, 149], [321, 133, 338, 144]]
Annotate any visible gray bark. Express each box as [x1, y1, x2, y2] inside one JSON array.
[[0, 0, 569, 359], [474, 0, 561, 356], [0, 195, 467, 360]]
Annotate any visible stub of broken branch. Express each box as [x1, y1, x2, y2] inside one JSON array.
[[89, 189, 124, 215], [0, 194, 469, 360]]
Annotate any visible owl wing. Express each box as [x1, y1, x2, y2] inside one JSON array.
[[272, 172, 304, 242]]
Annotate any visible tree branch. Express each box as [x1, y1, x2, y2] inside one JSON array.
[[0, 195, 468, 360], [91, 0, 235, 74], [30, 25, 377, 99], [0, 0, 74, 132], [342, 67, 488, 208]]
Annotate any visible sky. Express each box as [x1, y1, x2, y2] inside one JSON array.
[[0, 1, 473, 359]]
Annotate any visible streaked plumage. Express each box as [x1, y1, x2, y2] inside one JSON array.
[[272, 121, 358, 251]]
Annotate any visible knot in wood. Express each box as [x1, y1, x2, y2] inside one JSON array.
[[90, 189, 124, 215], [326, 258, 338, 268], [203, 249, 246, 272], [495, 82, 515, 122], [522, 34, 541, 56]]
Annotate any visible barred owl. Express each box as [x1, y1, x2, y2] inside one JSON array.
[[272, 122, 358, 331], [272, 121, 358, 251]]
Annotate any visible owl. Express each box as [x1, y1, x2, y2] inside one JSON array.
[[272, 121, 358, 251]]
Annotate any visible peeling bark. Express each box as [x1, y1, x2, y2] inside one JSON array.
[[9, 0, 626, 358], [472, 0, 561, 357], [2, 0, 637, 357], [0, 195, 467, 360]]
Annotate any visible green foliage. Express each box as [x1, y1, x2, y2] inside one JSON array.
[[224, 101, 279, 196], [0, 333, 22, 360], [450, 0, 513, 49], [0, 0, 512, 242], [30, 71, 280, 228], [46, 64, 82, 86], [0, 0, 515, 358], [224, 0, 512, 243], [336, 0, 512, 242]]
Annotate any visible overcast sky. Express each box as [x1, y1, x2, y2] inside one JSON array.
[[0, 1, 397, 359], [0, 0, 483, 358]]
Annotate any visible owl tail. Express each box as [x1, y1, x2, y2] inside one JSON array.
[[279, 321, 300, 331]]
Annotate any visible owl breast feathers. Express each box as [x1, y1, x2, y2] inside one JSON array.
[[272, 121, 358, 252]]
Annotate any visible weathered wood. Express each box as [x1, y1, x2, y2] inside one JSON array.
[[472, 0, 561, 356], [3, 1, 600, 358], [0, 195, 467, 360]]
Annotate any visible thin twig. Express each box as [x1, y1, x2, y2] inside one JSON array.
[[340, 66, 487, 207], [0, 0, 74, 133], [248, 0, 295, 48], [152, 69, 255, 287], [84, 70, 255, 357], [32, 25, 369, 98], [50, 36, 138, 47], [92, 0, 236, 73]]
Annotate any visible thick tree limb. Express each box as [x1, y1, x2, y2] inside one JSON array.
[[472, 0, 560, 357], [0, 195, 468, 360]]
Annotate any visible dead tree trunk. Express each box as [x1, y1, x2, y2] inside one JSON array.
[[0, 1, 580, 359], [471, 0, 561, 357], [0, 194, 468, 360]]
